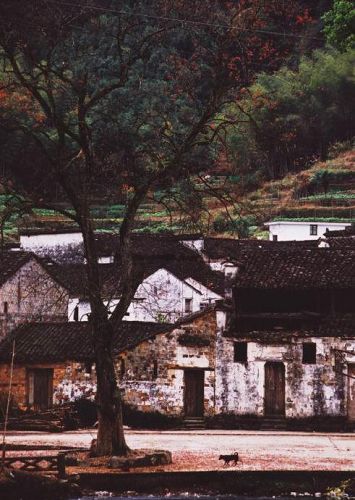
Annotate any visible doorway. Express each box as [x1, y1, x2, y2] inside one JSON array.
[[264, 362, 285, 416], [348, 364, 355, 421], [27, 369, 53, 410], [184, 369, 204, 417]]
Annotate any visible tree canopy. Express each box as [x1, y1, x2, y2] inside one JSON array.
[[322, 0, 355, 51], [0, 0, 312, 456]]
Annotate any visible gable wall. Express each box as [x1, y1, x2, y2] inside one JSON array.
[[0, 259, 69, 337], [117, 311, 217, 415]]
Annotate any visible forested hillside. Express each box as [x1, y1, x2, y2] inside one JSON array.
[[0, 0, 354, 241]]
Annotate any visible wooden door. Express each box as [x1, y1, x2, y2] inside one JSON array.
[[184, 370, 204, 417], [28, 369, 53, 410], [348, 364, 355, 421], [264, 362, 285, 416]]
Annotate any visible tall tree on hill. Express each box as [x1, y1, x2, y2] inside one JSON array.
[[0, 0, 307, 455]]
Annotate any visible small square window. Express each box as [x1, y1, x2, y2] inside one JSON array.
[[302, 343, 316, 364], [310, 225, 318, 236], [272, 235, 278, 241], [234, 342, 248, 363]]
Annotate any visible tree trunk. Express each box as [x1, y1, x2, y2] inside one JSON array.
[[94, 318, 129, 457]]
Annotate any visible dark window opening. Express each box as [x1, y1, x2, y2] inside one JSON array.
[[3, 302, 8, 314], [85, 362, 92, 374], [234, 342, 248, 363], [272, 235, 278, 241], [310, 224, 318, 236], [153, 360, 158, 379], [120, 358, 126, 376], [73, 306, 79, 322], [302, 343, 316, 364], [185, 298, 192, 313]]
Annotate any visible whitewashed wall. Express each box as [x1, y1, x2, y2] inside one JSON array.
[[265, 222, 351, 241], [68, 268, 222, 323], [215, 312, 355, 418], [20, 232, 83, 251]]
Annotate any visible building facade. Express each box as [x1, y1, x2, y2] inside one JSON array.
[[265, 221, 351, 241], [0, 252, 68, 338]]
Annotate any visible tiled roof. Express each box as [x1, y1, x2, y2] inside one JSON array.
[[325, 236, 355, 248], [234, 248, 355, 289], [203, 238, 318, 260], [0, 251, 34, 287], [0, 321, 172, 363], [94, 233, 198, 259], [44, 262, 120, 297], [325, 225, 355, 238], [45, 253, 225, 297]]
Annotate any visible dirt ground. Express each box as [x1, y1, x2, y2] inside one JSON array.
[[5, 429, 355, 471]]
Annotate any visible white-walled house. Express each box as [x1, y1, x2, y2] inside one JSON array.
[[68, 267, 223, 323], [265, 220, 351, 241], [20, 229, 83, 253]]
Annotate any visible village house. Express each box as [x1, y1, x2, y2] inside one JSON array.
[[0, 309, 220, 425], [0, 252, 354, 430], [0, 321, 171, 411], [220, 247, 355, 425], [45, 236, 225, 323], [2, 234, 353, 429], [0, 251, 68, 338], [264, 220, 351, 241]]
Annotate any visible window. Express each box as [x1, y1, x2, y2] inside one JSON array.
[[120, 358, 126, 376], [302, 343, 316, 364], [234, 342, 248, 363], [184, 298, 192, 313], [273, 235, 278, 241], [310, 224, 318, 236], [3, 302, 8, 314], [153, 360, 158, 379], [85, 362, 92, 374], [73, 306, 79, 322]]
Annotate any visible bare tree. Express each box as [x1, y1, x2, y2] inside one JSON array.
[[0, 0, 305, 455]]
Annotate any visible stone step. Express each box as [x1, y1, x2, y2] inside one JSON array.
[[183, 417, 206, 430]]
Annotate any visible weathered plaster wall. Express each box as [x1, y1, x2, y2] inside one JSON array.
[[0, 259, 69, 338], [0, 362, 96, 408], [52, 362, 96, 404], [216, 327, 355, 418], [117, 311, 217, 416]]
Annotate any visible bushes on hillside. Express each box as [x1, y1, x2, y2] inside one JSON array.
[[226, 48, 355, 180]]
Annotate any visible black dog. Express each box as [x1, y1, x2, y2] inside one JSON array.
[[219, 452, 239, 466]]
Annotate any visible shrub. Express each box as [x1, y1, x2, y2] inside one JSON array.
[[73, 398, 97, 427], [123, 404, 182, 429]]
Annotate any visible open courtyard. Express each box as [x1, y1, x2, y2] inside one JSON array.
[[5, 429, 355, 471]]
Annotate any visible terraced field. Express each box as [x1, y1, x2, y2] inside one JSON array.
[[1, 150, 354, 243]]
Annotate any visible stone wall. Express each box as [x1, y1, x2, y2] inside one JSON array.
[[117, 310, 217, 416], [0, 259, 69, 338], [0, 361, 96, 409]]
